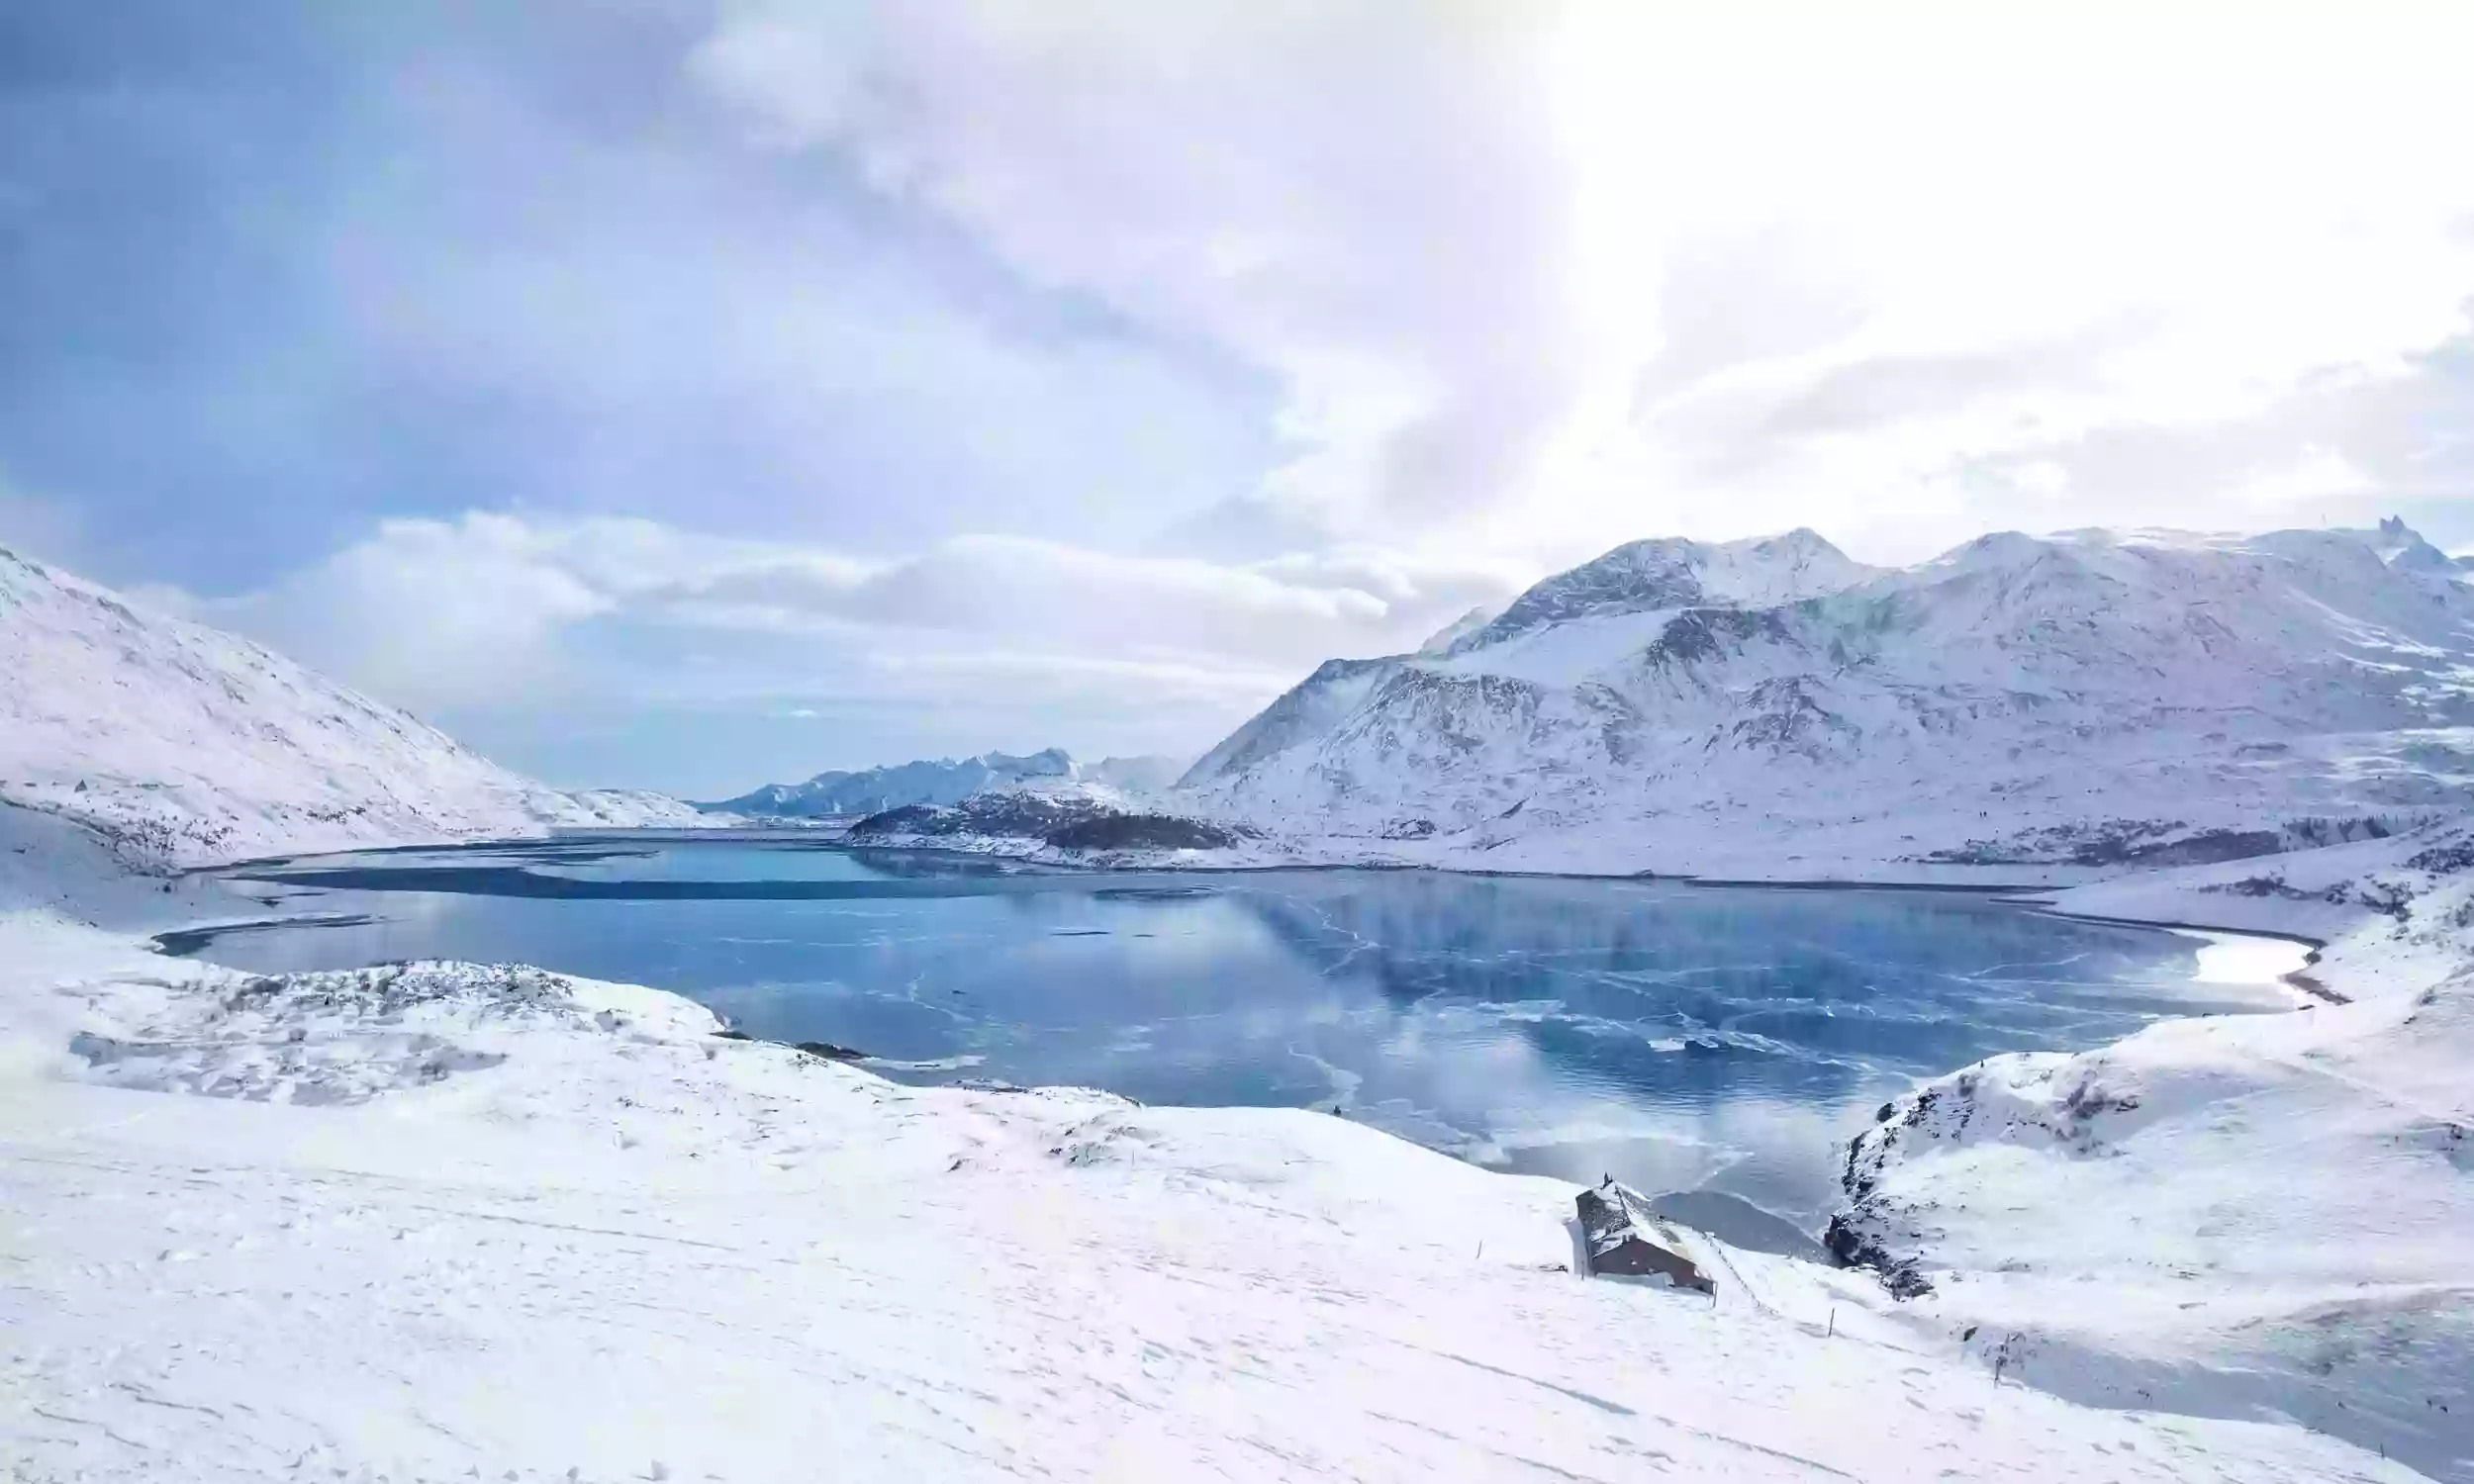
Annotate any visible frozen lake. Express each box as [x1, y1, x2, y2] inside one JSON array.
[[174, 836, 2293, 1240]]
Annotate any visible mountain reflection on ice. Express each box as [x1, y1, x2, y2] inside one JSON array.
[[187, 839, 2291, 1232]]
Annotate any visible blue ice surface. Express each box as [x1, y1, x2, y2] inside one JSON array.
[[181, 836, 2269, 1234]]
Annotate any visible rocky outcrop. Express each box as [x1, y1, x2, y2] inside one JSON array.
[[844, 789, 1240, 857]]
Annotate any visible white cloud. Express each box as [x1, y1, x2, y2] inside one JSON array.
[[692, 0, 2474, 567], [693, 0, 1596, 547], [206, 510, 1532, 756], [2227, 447, 2378, 511], [43, 3, 2474, 790], [208, 514, 617, 712]]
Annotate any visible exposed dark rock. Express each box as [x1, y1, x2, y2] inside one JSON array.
[[1045, 813, 1235, 851], [1641, 607, 1791, 668], [2214, 875, 2312, 899], [844, 790, 1240, 855], [1457, 539, 1710, 652], [1727, 676, 1858, 760], [848, 791, 1095, 841], [850, 802, 960, 836], [2408, 838, 2474, 875], [1924, 819, 2283, 868], [2081, 827, 2284, 867], [1822, 1215, 1936, 1298]]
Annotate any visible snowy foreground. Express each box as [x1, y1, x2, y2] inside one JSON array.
[[1831, 830, 2474, 1481], [0, 817, 2446, 1482], [0, 915, 2420, 1484]]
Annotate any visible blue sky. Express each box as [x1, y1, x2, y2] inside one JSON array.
[[0, 4, 1275, 587], [7, 2, 2474, 796]]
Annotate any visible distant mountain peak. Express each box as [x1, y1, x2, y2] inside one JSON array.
[[716, 747, 1184, 819], [1448, 528, 1875, 656], [2356, 514, 2459, 575], [1179, 515, 2474, 860], [1415, 605, 1497, 657]]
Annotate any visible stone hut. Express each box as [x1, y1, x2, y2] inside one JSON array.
[[1575, 1178, 1717, 1295]]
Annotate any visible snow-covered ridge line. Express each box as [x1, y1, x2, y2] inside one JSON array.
[[1175, 516, 2474, 880], [0, 543, 716, 868]]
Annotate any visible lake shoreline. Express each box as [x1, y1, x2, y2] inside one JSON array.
[[17, 816, 2455, 1475], [157, 836, 2317, 1239]]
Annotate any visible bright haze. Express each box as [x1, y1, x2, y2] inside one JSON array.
[[5, 2, 2472, 797]]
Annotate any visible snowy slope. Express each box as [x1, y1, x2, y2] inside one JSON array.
[[1181, 519, 2474, 875], [0, 544, 711, 867], [0, 911, 2420, 1483], [1825, 826, 2474, 1482], [1413, 603, 1497, 656], [1176, 657, 1405, 789], [714, 747, 1184, 818], [1447, 525, 1877, 656]]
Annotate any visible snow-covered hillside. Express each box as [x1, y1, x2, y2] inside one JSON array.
[[713, 747, 1184, 819], [0, 911, 2424, 1483], [1181, 519, 2474, 875], [0, 544, 711, 867], [1445, 526, 1877, 657], [1826, 825, 2474, 1482]]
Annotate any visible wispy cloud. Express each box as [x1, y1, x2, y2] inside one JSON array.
[[194, 510, 1529, 782], [695, 0, 2474, 564], [11, 2, 2474, 789]]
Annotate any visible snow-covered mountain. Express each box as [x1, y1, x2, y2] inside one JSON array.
[[1444, 526, 1877, 656], [0, 543, 710, 867], [1414, 604, 1497, 657], [714, 748, 1183, 818], [1180, 520, 2474, 873]]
